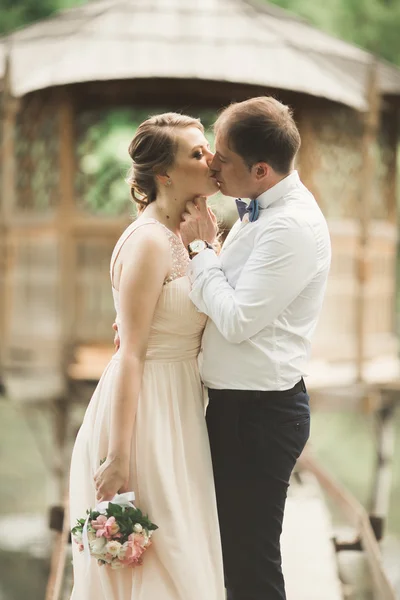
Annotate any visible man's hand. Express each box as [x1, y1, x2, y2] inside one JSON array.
[[112, 322, 120, 352], [180, 196, 218, 248]]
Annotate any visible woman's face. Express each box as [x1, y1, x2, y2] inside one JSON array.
[[166, 126, 218, 198]]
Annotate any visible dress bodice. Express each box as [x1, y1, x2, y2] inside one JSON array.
[[110, 219, 207, 362]]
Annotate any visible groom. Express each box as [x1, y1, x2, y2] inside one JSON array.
[[182, 96, 331, 600]]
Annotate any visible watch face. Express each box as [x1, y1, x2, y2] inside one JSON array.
[[190, 240, 206, 253]]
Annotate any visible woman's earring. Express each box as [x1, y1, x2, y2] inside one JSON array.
[[166, 179, 172, 187]]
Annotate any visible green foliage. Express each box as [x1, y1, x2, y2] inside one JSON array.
[[76, 109, 139, 216], [269, 0, 400, 65], [0, 0, 87, 36], [0, 0, 54, 35]]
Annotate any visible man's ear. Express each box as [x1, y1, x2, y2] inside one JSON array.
[[253, 162, 270, 181]]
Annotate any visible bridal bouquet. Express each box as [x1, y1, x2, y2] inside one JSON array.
[[71, 492, 158, 569]]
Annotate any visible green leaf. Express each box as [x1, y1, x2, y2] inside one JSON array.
[[107, 502, 123, 517], [71, 526, 82, 535]]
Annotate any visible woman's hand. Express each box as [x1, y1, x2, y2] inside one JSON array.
[[112, 322, 121, 352], [93, 456, 129, 503]]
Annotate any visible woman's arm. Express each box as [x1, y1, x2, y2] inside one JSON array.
[[94, 227, 170, 502]]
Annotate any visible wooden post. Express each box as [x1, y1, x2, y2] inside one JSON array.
[[0, 47, 19, 378], [58, 89, 76, 361], [296, 102, 322, 207], [47, 89, 76, 508], [44, 88, 77, 600], [45, 489, 70, 600], [356, 60, 381, 382], [369, 394, 396, 541], [51, 399, 70, 504], [385, 104, 399, 225]]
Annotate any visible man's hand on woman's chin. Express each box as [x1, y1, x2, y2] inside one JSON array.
[[180, 196, 218, 248]]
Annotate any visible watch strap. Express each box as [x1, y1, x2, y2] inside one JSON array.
[[188, 240, 213, 259]]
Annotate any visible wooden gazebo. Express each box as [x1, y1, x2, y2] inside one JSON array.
[[1, 4, 400, 595], [1, 0, 399, 394]]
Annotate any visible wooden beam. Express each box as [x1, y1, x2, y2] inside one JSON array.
[[69, 77, 301, 113], [72, 214, 129, 235], [356, 60, 381, 382]]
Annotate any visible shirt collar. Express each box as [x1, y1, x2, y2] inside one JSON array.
[[255, 170, 300, 209]]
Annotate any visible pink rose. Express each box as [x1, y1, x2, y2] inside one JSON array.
[[131, 533, 146, 548], [104, 516, 120, 538], [91, 515, 107, 530], [91, 515, 107, 537], [119, 539, 145, 565]]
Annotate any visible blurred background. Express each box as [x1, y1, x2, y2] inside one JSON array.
[[1, 0, 400, 599]]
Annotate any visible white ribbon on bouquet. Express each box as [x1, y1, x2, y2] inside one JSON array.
[[82, 491, 136, 568]]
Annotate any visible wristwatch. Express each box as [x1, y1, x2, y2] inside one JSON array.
[[188, 239, 213, 259]]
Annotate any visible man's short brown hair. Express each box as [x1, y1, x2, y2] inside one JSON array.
[[214, 96, 301, 174]]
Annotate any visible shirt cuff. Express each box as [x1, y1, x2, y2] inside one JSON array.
[[187, 248, 221, 284]]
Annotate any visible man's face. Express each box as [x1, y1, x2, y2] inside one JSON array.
[[210, 132, 259, 199]]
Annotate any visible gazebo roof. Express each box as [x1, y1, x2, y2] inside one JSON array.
[[1, 0, 400, 109]]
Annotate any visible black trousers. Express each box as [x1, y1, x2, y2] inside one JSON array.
[[206, 381, 310, 600]]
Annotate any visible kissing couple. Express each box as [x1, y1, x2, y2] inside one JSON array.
[[69, 95, 331, 600]]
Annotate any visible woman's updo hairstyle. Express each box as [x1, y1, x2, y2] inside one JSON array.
[[127, 112, 204, 210]]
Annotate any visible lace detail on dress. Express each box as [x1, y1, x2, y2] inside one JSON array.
[[110, 218, 189, 289], [159, 225, 190, 284]]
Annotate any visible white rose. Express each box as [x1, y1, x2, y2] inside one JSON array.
[[73, 531, 82, 544], [133, 523, 143, 533], [102, 554, 113, 563], [89, 536, 107, 556], [118, 542, 130, 560], [87, 530, 96, 542], [106, 540, 122, 557]]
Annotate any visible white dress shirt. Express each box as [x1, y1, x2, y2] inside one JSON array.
[[188, 171, 331, 391]]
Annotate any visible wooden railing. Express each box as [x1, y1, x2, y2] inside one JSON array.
[[45, 494, 70, 600], [300, 451, 396, 600]]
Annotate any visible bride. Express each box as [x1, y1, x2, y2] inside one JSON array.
[[69, 112, 225, 599]]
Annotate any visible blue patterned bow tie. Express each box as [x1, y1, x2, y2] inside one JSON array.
[[235, 198, 260, 222]]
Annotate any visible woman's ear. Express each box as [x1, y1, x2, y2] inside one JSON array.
[[156, 173, 172, 187]]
